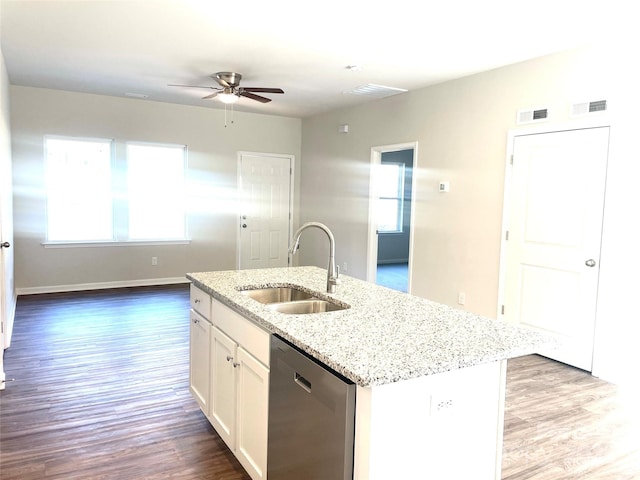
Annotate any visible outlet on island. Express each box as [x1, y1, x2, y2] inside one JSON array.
[[458, 291, 466, 305], [151, 256, 158, 266]]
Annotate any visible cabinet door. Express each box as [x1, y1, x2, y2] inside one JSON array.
[[236, 346, 270, 480], [210, 326, 238, 450], [189, 310, 211, 414]]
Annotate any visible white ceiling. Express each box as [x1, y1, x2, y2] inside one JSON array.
[[0, 0, 627, 118]]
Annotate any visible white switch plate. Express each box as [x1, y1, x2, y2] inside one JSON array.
[[439, 181, 450, 192]]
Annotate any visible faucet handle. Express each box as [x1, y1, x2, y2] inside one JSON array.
[[331, 265, 341, 285]]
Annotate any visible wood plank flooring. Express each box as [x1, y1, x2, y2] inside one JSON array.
[[0, 285, 250, 480], [503, 355, 640, 479], [1, 285, 639, 479]]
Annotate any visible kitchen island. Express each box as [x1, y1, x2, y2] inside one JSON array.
[[187, 266, 552, 480]]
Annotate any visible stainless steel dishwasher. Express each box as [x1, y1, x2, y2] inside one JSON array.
[[268, 335, 356, 480]]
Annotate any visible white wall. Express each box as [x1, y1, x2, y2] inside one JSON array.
[[300, 44, 640, 383], [10, 86, 301, 292]]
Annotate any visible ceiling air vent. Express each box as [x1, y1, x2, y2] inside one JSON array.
[[571, 99, 608, 117], [343, 84, 408, 98], [517, 108, 549, 125]]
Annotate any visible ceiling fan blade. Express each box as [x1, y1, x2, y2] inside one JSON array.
[[202, 91, 219, 99], [214, 77, 230, 88], [168, 84, 218, 90], [241, 87, 284, 94], [239, 91, 272, 103]]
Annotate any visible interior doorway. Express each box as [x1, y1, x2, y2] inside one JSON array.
[[367, 143, 417, 293]]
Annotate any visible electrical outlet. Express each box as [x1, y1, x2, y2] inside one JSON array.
[[343, 262, 348, 272], [431, 394, 456, 416], [458, 291, 466, 305], [151, 256, 158, 266]]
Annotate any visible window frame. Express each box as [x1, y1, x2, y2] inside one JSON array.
[[42, 135, 190, 248]]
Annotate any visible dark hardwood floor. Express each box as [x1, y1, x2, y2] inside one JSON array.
[[0, 285, 250, 480], [1, 285, 639, 479]]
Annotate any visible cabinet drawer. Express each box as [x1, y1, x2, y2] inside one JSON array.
[[212, 300, 270, 367], [190, 284, 211, 320]]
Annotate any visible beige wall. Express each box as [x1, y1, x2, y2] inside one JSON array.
[[300, 45, 640, 383], [10, 86, 301, 292]]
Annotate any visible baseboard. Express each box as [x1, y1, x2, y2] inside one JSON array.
[[16, 277, 190, 296]]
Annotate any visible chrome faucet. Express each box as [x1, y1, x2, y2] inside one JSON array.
[[289, 222, 339, 293]]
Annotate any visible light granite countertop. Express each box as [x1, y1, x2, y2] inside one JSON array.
[[187, 266, 552, 387]]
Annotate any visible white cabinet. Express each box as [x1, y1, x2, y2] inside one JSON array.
[[210, 325, 270, 480], [189, 309, 211, 414], [188, 285, 270, 480], [210, 326, 237, 446], [189, 285, 212, 415], [210, 300, 270, 480], [235, 344, 269, 479]]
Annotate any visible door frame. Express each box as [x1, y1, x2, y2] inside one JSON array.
[[367, 142, 418, 292], [497, 119, 611, 321], [236, 151, 295, 270]]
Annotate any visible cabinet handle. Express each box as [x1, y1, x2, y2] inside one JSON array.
[[192, 318, 199, 324], [194, 298, 201, 304], [226, 355, 233, 362], [233, 362, 240, 368]]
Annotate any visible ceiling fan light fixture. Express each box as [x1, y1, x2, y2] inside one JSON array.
[[219, 92, 239, 104]]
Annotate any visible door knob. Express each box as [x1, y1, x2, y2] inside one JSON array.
[[0, 241, 10, 248], [585, 259, 597, 267]]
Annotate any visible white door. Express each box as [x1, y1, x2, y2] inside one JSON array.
[[503, 127, 609, 371], [238, 153, 292, 270], [1, 124, 16, 389]]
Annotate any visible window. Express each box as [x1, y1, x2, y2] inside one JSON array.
[[45, 137, 114, 242], [45, 136, 187, 244], [376, 162, 405, 233], [127, 143, 186, 240]]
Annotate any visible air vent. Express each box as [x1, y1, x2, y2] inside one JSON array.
[[571, 99, 608, 116], [343, 84, 408, 98], [517, 108, 549, 125]]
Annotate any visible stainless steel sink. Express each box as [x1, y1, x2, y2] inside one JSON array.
[[267, 299, 347, 314], [240, 286, 314, 304], [239, 285, 350, 314]]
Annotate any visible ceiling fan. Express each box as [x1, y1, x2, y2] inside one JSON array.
[[169, 72, 284, 104]]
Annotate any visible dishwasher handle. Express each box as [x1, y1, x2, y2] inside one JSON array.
[[294, 372, 312, 393]]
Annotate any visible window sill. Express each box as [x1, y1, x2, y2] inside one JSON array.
[[42, 239, 191, 248]]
